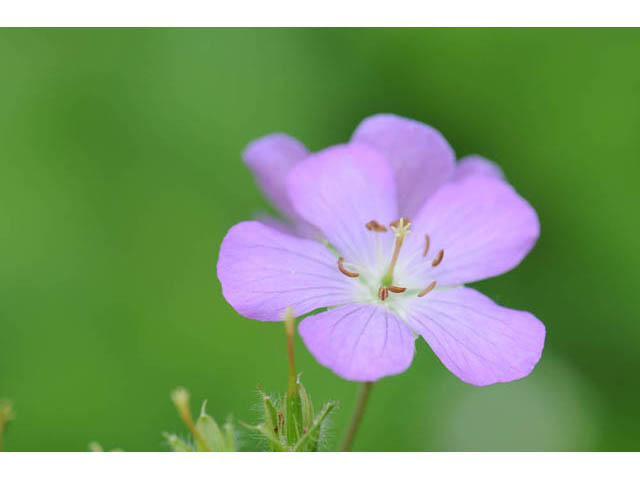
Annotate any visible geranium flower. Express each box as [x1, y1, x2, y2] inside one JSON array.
[[242, 114, 504, 237], [219, 119, 545, 386]]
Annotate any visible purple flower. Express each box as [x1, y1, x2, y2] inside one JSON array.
[[243, 114, 504, 237], [219, 114, 545, 385]]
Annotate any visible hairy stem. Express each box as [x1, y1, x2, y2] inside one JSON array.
[[340, 382, 374, 451]]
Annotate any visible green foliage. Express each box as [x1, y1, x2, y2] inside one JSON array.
[[245, 378, 337, 452]]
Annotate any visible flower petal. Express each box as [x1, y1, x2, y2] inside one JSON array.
[[399, 176, 539, 286], [243, 133, 309, 219], [298, 304, 415, 381], [351, 113, 456, 218], [453, 154, 504, 182], [254, 212, 321, 240], [217, 221, 355, 321], [404, 287, 545, 386], [287, 144, 397, 273]]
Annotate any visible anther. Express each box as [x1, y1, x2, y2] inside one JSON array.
[[378, 286, 389, 301], [431, 249, 444, 267], [338, 257, 359, 278], [365, 220, 387, 232], [387, 285, 407, 293], [417, 280, 437, 297], [423, 234, 430, 257]]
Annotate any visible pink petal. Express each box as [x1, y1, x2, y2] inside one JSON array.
[[351, 113, 456, 218], [254, 212, 321, 240], [404, 287, 545, 386], [454, 154, 505, 182], [298, 304, 415, 381], [217, 221, 354, 322], [243, 133, 309, 220], [287, 144, 397, 272], [399, 176, 539, 286]]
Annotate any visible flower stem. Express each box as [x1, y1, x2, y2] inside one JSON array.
[[340, 381, 374, 451], [283, 307, 297, 397]]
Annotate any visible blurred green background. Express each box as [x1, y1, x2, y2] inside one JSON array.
[[1, 28, 639, 451]]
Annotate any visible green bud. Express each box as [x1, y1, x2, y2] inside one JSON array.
[[297, 375, 314, 430], [222, 416, 236, 452], [258, 386, 282, 451], [242, 421, 288, 452], [285, 389, 303, 445], [195, 401, 236, 452], [293, 401, 337, 452], [282, 307, 304, 445], [163, 432, 194, 452], [0, 399, 14, 452]]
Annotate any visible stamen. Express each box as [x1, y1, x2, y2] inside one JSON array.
[[417, 280, 437, 297], [338, 257, 359, 278], [431, 249, 444, 267], [387, 285, 406, 293], [423, 234, 430, 257], [365, 220, 387, 232], [378, 286, 389, 301]]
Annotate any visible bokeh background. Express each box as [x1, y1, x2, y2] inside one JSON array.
[[1, 28, 639, 451]]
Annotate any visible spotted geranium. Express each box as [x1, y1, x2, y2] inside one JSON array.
[[218, 116, 545, 386]]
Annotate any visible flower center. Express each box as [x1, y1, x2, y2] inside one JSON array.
[[335, 218, 445, 302]]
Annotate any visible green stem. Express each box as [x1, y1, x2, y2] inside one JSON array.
[[283, 308, 297, 397], [340, 382, 374, 451]]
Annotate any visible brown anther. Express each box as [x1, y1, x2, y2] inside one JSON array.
[[390, 217, 411, 229], [387, 285, 407, 293], [338, 257, 359, 278], [365, 220, 387, 232], [431, 249, 444, 267], [423, 234, 430, 257], [417, 280, 437, 298], [378, 286, 389, 301]]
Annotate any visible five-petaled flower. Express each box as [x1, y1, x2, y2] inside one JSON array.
[[218, 114, 545, 386]]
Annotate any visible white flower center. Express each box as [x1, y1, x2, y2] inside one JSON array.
[[336, 218, 445, 312]]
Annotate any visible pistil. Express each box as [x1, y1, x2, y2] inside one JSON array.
[[382, 217, 411, 285]]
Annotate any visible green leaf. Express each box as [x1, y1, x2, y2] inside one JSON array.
[[293, 401, 337, 452]]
